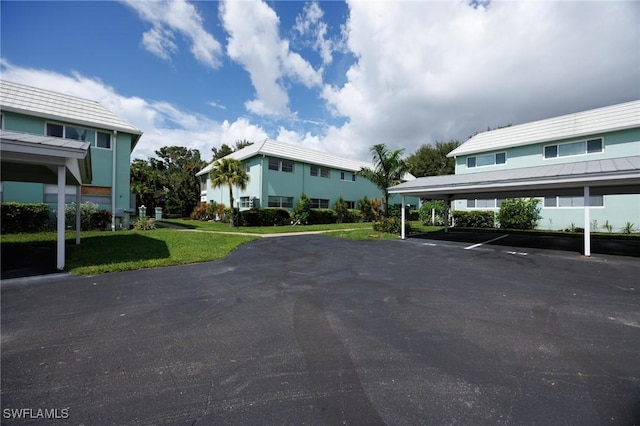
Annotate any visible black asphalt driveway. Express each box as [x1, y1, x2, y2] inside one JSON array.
[[2, 235, 639, 425]]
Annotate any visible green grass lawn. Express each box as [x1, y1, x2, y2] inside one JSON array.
[[0, 222, 443, 276], [1, 229, 259, 275]]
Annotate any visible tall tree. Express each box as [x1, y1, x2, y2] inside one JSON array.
[[155, 146, 206, 218], [406, 140, 460, 177], [209, 158, 250, 227], [357, 144, 410, 217], [130, 146, 206, 218], [211, 139, 254, 161]]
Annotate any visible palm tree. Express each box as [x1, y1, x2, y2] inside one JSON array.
[[209, 158, 249, 227], [357, 143, 410, 217]]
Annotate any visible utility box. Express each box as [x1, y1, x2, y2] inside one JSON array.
[[155, 207, 163, 220]]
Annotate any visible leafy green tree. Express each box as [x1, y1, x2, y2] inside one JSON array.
[[211, 139, 254, 161], [407, 140, 460, 177], [130, 158, 163, 210], [497, 198, 541, 230], [293, 193, 312, 225], [155, 146, 206, 218], [357, 144, 410, 217], [130, 147, 205, 218], [209, 158, 250, 227], [419, 200, 447, 225], [333, 196, 349, 223]]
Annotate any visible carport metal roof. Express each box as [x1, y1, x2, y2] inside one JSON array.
[[389, 156, 640, 199], [1, 129, 92, 271], [1, 130, 92, 185], [389, 155, 640, 256]]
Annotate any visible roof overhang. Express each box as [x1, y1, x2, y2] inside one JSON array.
[[389, 156, 640, 200], [0, 130, 92, 185]]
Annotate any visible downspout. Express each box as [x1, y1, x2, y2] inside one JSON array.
[[260, 154, 265, 208], [111, 130, 118, 231]]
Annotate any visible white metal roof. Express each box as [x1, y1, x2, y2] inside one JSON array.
[[1, 129, 92, 185], [197, 139, 404, 177], [389, 155, 640, 199], [448, 100, 640, 158], [0, 80, 142, 144]]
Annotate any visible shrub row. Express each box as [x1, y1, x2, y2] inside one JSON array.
[[452, 210, 495, 228], [1, 202, 113, 233], [240, 208, 291, 226], [1, 202, 51, 233], [373, 217, 412, 234]]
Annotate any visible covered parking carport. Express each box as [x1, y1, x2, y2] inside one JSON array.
[[1, 130, 92, 270], [389, 156, 640, 256]]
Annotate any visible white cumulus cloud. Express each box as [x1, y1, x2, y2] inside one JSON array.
[[220, 0, 322, 118], [122, 0, 222, 68]]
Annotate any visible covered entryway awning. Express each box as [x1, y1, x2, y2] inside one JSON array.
[[1, 130, 92, 270], [389, 156, 640, 256]]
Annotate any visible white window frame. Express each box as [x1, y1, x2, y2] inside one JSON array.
[[340, 171, 356, 182], [45, 121, 113, 150], [543, 137, 603, 160], [543, 195, 605, 208], [96, 131, 112, 149], [268, 158, 294, 173], [310, 165, 330, 178], [466, 152, 507, 169], [310, 198, 330, 209], [466, 198, 504, 209], [268, 196, 294, 208]]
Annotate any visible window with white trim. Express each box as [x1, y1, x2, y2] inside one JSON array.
[[268, 196, 294, 208], [268, 158, 294, 173], [544, 138, 603, 159], [310, 165, 330, 178], [310, 198, 330, 209], [345, 200, 355, 209], [466, 152, 506, 168], [467, 198, 505, 208], [239, 196, 251, 208], [340, 171, 356, 182], [544, 195, 604, 208], [46, 122, 112, 149]]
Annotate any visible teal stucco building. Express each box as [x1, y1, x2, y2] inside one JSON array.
[[0, 80, 143, 227], [389, 100, 640, 253], [446, 101, 640, 232], [197, 139, 418, 212]]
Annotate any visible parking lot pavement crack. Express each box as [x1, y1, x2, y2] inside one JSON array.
[[293, 293, 385, 425]]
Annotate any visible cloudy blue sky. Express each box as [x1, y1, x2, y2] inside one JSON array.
[[1, 0, 638, 163]]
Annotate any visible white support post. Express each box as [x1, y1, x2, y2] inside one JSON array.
[[444, 197, 450, 233], [75, 185, 81, 245], [401, 195, 406, 240], [57, 165, 66, 270], [584, 186, 591, 257]]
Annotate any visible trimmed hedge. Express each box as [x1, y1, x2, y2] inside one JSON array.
[[309, 209, 337, 224], [240, 208, 291, 226], [452, 210, 495, 228], [1, 202, 51, 234]]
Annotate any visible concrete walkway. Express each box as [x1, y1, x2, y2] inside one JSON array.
[[156, 220, 359, 238]]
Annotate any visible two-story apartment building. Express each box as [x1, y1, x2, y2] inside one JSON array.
[[196, 139, 417, 212], [389, 100, 640, 254], [0, 80, 143, 223]]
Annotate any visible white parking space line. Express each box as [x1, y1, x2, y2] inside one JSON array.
[[464, 234, 509, 250]]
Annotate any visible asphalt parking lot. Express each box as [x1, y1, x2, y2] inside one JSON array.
[[2, 235, 639, 425]]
